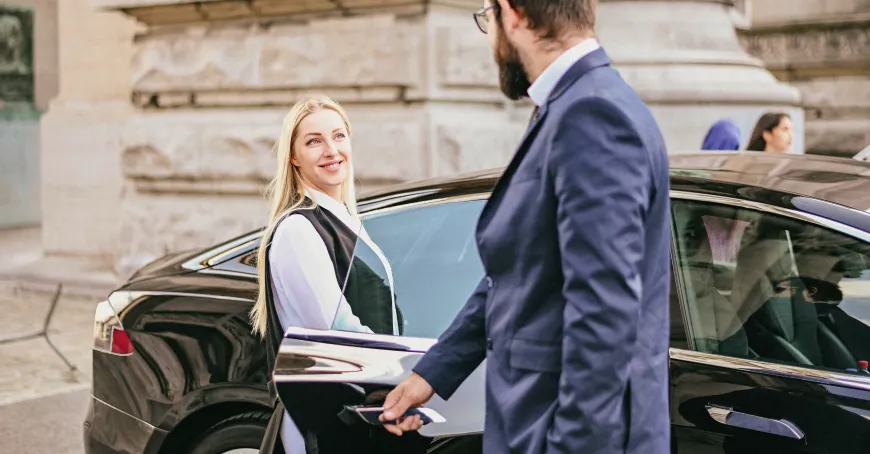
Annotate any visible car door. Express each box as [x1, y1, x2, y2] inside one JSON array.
[[274, 197, 488, 452], [669, 194, 870, 453]]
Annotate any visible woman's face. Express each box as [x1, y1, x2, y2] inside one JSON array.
[[291, 109, 351, 200], [763, 116, 794, 153]]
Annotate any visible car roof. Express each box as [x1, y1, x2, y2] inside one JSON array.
[[359, 152, 870, 213]]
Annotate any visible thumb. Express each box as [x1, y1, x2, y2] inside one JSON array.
[[381, 386, 408, 420]]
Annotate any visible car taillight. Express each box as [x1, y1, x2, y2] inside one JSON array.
[[93, 292, 136, 356]]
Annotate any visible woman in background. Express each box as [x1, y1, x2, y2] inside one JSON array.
[[746, 112, 794, 153]]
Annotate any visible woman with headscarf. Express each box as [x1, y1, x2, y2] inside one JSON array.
[[701, 118, 742, 151]]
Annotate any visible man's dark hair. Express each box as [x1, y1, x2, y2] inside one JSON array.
[[493, 0, 596, 40]]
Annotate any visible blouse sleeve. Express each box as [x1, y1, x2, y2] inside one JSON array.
[[270, 214, 373, 334]]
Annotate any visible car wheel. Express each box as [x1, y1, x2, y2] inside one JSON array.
[[189, 411, 271, 454]]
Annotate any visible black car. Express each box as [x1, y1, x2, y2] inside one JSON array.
[[85, 152, 870, 454]]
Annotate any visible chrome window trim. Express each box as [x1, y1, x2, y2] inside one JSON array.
[[669, 348, 870, 391], [669, 190, 870, 244], [181, 231, 262, 271]]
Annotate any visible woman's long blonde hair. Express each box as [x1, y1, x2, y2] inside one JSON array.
[[250, 94, 358, 337]]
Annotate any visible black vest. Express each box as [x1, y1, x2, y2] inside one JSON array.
[[259, 200, 401, 454]]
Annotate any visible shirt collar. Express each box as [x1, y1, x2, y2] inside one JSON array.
[[527, 38, 600, 107], [305, 186, 357, 226]]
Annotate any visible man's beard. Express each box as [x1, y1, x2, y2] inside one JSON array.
[[494, 26, 531, 101]]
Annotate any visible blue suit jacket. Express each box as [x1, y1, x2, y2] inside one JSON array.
[[413, 48, 671, 453]]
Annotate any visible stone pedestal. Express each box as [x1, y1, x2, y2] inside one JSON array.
[[598, 0, 802, 153], [94, 0, 803, 274]]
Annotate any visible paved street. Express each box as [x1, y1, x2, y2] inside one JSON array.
[[0, 287, 95, 453], [0, 389, 88, 454]]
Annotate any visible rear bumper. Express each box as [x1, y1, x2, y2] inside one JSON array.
[[84, 395, 168, 454]]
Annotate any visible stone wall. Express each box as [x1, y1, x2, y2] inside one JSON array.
[[598, 0, 802, 153], [18, 0, 800, 278], [740, 0, 870, 157], [108, 2, 530, 276]]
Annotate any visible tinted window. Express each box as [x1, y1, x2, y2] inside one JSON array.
[[672, 199, 870, 374], [356, 200, 486, 338]]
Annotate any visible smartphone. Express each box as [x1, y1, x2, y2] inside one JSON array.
[[342, 405, 446, 426]]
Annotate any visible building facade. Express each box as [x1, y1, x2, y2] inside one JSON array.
[[1, 0, 864, 285]]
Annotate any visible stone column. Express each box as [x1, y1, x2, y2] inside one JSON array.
[[38, 0, 137, 266], [598, 0, 803, 153]]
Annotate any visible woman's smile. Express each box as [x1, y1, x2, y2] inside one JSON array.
[[320, 160, 344, 172]]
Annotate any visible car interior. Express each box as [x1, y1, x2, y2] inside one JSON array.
[[673, 200, 870, 375]]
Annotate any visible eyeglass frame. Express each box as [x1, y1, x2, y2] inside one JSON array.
[[473, 4, 494, 34]]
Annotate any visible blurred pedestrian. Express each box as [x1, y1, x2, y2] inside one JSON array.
[[746, 112, 793, 153], [701, 118, 742, 151]]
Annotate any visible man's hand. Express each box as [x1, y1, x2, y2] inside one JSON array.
[[380, 372, 435, 436]]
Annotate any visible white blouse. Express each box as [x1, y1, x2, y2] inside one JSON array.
[[269, 187, 397, 453]]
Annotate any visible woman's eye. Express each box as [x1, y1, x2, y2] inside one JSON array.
[[307, 138, 321, 146], [334, 133, 346, 140]]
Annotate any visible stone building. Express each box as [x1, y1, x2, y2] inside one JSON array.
[[0, 0, 866, 290], [739, 0, 870, 158]]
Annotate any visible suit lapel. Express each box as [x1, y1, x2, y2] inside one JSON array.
[[477, 104, 548, 231], [476, 48, 613, 234]]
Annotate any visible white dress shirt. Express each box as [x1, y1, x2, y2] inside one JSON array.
[[269, 187, 398, 453], [527, 38, 600, 107]]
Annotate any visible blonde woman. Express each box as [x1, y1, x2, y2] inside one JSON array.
[[252, 94, 399, 454]]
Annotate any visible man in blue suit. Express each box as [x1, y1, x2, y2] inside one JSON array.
[[380, 0, 671, 452]]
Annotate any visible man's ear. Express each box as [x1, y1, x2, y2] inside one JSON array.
[[495, 0, 522, 30]]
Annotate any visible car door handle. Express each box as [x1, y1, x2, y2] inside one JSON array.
[[706, 405, 805, 440]]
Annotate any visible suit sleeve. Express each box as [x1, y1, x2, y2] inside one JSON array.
[[412, 276, 489, 400], [545, 98, 651, 453]]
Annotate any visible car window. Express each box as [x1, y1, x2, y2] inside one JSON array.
[[334, 199, 487, 339], [672, 198, 870, 375]]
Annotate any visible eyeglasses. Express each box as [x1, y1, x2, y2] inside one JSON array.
[[473, 5, 493, 34]]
